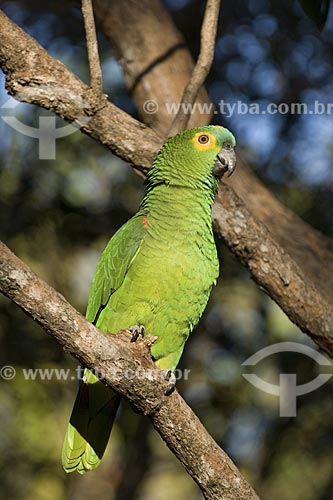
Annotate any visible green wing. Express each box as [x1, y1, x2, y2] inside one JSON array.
[[86, 212, 147, 325], [62, 212, 147, 474]]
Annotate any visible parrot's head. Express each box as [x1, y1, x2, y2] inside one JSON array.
[[148, 125, 236, 192]]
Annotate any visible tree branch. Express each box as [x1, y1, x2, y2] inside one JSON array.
[[81, 0, 103, 93], [0, 11, 162, 169], [168, 0, 221, 135], [213, 185, 333, 354], [95, 0, 333, 299], [0, 241, 260, 500], [0, 9, 332, 353], [93, 0, 214, 133]]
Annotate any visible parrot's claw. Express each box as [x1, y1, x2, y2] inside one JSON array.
[[164, 370, 176, 396], [129, 325, 145, 342]]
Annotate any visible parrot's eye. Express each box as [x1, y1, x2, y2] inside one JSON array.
[[197, 134, 210, 145]]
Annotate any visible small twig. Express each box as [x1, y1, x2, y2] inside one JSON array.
[[168, 0, 221, 136], [81, 0, 103, 92]]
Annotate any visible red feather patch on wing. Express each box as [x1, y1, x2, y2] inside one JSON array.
[[142, 217, 149, 229]]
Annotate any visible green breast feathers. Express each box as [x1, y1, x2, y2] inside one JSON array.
[[62, 125, 236, 474]]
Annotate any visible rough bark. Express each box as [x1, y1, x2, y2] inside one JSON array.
[[0, 9, 332, 352], [213, 186, 333, 354], [0, 10, 162, 170], [0, 241, 260, 500]]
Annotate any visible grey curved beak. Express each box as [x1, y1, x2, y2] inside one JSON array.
[[213, 146, 236, 178]]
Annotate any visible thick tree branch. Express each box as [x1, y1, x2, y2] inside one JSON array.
[[0, 11, 162, 169], [213, 186, 333, 354], [168, 0, 221, 136], [94, 0, 333, 298], [0, 9, 332, 353], [81, 0, 103, 93], [0, 241, 260, 500]]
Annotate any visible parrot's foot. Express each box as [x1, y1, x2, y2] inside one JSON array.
[[129, 325, 145, 343], [164, 370, 176, 396]]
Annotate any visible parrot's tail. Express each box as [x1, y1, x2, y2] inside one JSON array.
[[62, 369, 120, 474]]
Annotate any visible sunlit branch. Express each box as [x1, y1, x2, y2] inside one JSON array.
[[168, 0, 221, 135]]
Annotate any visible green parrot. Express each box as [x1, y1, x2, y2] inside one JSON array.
[[62, 125, 236, 474]]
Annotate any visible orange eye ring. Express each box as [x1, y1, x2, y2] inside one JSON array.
[[197, 134, 210, 145]]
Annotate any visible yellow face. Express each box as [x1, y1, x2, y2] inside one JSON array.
[[150, 125, 236, 185], [191, 131, 221, 154]]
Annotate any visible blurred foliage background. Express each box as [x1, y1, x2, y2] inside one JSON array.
[[0, 0, 332, 499]]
